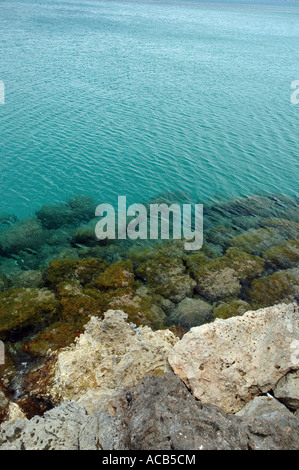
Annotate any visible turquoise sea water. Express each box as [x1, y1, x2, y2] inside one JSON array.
[[0, 0, 299, 219]]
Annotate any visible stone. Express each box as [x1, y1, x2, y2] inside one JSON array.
[[187, 248, 264, 302], [168, 297, 213, 329], [136, 257, 196, 303], [248, 268, 299, 308], [236, 396, 294, 418], [97, 372, 299, 451], [7, 403, 26, 423], [169, 303, 299, 413], [213, 299, 251, 320], [49, 310, 177, 411], [230, 228, 285, 255], [0, 402, 99, 450], [263, 240, 299, 269], [274, 370, 299, 411], [0, 288, 60, 341]]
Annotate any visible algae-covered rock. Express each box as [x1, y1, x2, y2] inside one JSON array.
[[230, 227, 285, 255], [36, 195, 95, 230], [248, 268, 299, 308], [45, 258, 108, 288], [135, 257, 196, 303], [11, 270, 44, 289], [189, 248, 265, 302], [168, 297, 213, 329], [0, 288, 60, 340], [91, 260, 135, 291], [260, 218, 299, 240], [0, 274, 9, 292], [263, 240, 299, 269], [72, 219, 98, 246], [22, 320, 86, 357], [0, 219, 45, 255], [213, 299, 252, 320]]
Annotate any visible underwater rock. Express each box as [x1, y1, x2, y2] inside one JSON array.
[[188, 248, 264, 302], [72, 219, 98, 247], [213, 299, 252, 320], [48, 310, 177, 412], [97, 372, 299, 451], [36, 195, 95, 230], [136, 257, 196, 303], [0, 288, 60, 341], [0, 402, 98, 450], [91, 260, 135, 290], [11, 270, 44, 289], [169, 303, 299, 414], [230, 228, 285, 255], [168, 297, 213, 329], [45, 257, 108, 288], [0, 274, 9, 292], [236, 396, 294, 418], [274, 370, 299, 411], [263, 240, 299, 269], [0, 218, 46, 255], [260, 218, 299, 240], [248, 268, 299, 308]]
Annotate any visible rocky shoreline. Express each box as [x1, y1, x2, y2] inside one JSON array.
[[0, 303, 298, 450], [0, 193, 299, 450]]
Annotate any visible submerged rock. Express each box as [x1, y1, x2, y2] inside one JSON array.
[[168, 297, 213, 329], [186, 248, 264, 302], [136, 257, 196, 303], [248, 268, 299, 308], [97, 372, 299, 451], [213, 299, 252, 320], [263, 239, 299, 269], [169, 303, 299, 413], [0, 219, 45, 255], [230, 228, 285, 255], [0, 288, 60, 341]]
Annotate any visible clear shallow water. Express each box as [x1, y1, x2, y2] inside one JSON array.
[[0, 0, 298, 218]]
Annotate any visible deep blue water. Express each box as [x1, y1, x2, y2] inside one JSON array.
[[0, 0, 298, 218]]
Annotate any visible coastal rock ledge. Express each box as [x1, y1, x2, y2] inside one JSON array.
[[169, 302, 299, 413]]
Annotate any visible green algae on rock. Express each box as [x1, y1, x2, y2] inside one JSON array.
[[188, 248, 265, 302], [213, 299, 252, 320], [45, 258, 108, 288], [135, 257, 196, 303], [248, 268, 299, 308], [263, 240, 299, 269], [230, 228, 285, 255], [0, 288, 60, 340]]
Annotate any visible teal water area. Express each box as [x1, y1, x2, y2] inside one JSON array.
[[0, 0, 298, 220]]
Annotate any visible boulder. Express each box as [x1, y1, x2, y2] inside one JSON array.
[[274, 370, 299, 411], [169, 303, 299, 413], [50, 310, 177, 411], [0, 402, 98, 450], [97, 372, 299, 450], [168, 297, 213, 329], [236, 395, 294, 418]]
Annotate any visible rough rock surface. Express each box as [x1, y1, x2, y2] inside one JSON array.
[[168, 297, 213, 329], [169, 303, 299, 413], [236, 396, 294, 418], [0, 402, 98, 450], [274, 370, 299, 411], [97, 373, 299, 450], [51, 310, 177, 411]]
